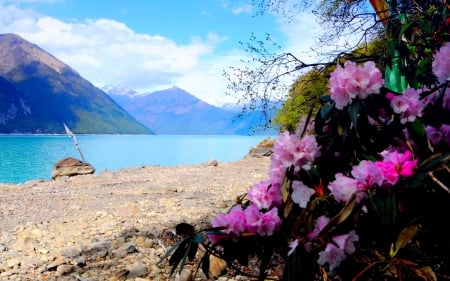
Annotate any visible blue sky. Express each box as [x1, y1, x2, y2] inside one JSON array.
[[0, 0, 322, 105]]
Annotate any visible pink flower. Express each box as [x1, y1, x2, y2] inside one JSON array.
[[317, 242, 347, 271], [291, 180, 315, 208], [329, 61, 384, 109], [307, 215, 330, 239], [247, 179, 282, 210], [351, 160, 384, 189], [390, 88, 426, 124], [317, 230, 359, 271], [209, 204, 246, 243], [432, 42, 450, 83], [244, 204, 282, 236], [327, 173, 359, 203], [375, 150, 418, 185], [332, 230, 359, 255], [272, 132, 321, 172], [426, 124, 450, 148], [269, 161, 286, 187], [288, 239, 299, 256]]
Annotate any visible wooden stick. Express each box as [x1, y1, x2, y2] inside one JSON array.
[[63, 123, 86, 163]]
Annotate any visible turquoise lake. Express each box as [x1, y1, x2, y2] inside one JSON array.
[[0, 135, 273, 184]]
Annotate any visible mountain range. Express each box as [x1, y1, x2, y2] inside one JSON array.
[[0, 33, 279, 135], [103, 85, 279, 135], [0, 33, 152, 134]]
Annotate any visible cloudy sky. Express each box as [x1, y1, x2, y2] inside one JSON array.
[[0, 0, 322, 105]]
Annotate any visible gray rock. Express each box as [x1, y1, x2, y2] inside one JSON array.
[[126, 262, 148, 278]]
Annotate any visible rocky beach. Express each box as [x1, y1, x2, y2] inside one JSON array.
[[0, 154, 272, 281]]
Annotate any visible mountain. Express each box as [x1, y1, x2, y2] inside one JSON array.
[[104, 85, 279, 135], [0, 33, 152, 134]]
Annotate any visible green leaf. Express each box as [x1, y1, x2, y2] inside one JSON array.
[[385, 55, 409, 93], [348, 100, 361, 134], [407, 119, 429, 158], [391, 223, 420, 257], [193, 233, 204, 244], [319, 195, 357, 235], [157, 239, 186, 265]]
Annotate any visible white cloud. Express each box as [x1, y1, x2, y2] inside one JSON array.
[[0, 2, 237, 104], [0, 2, 327, 106], [231, 4, 253, 15]]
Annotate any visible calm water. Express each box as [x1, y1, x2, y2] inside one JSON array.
[[0, 135, 272, 184]]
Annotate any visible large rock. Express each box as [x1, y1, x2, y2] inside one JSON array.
[[51, 157, 95, 179]]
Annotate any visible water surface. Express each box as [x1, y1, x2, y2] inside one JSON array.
[[0, 134, 271, 184]]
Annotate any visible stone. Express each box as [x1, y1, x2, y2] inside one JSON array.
[[174, 267, 193, 281], [209, 255, 227, 278], [51, 157, 95, 179], [126, 262, 148, 278]]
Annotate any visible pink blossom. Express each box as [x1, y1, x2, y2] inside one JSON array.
[[244, 204, 282, 236], [375, 150, 418, 185], [390, 88, 426, 124], [327, 173, 359, 203], [351, 160, 384, 189], [288, 239, 299, 256], [432, 42, 450, 83], [317, 230, 359, 271], [444, 87, 450, 110], [307, 215, 330, 239], [247, 179, 282, 210], [291, 180, 315, 208], [209, 204, 246, 243], [332, 230, 359, 255], [317, 243, 347, 271], [422, 87, 450, 111], [328, 61, 384, 109], [426, 124, 450, 148], [272, 132, 321, 172], [269, 160, 286, 187]]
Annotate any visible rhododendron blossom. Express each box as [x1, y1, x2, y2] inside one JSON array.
[[375, 150, 418, 185], [291, 180, 315, 208], [351, 160, 384, 189], [389, 88, 426, 124], [247, 179, 282, 210], [432, 42, 450, 83], [317, 231, 359, 271], [244, 204, 282, 236], [307, 215, 330, 239], [209, 204, 246, 244], [328, 61, 384, 109], [426, 124, 450, 148], [327, 173, 359, 203], [269, 161, 286, 187], [272, 132, 321, 172]]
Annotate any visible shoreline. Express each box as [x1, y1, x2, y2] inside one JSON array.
[[0, 155, 271, 280]]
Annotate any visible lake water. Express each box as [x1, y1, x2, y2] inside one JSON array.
[[0, 135, 273, 184]]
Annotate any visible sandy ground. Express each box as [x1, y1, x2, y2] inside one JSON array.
[[0, 156, 272, 280]]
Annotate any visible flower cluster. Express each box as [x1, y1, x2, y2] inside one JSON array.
[[432, 42, 450, 83], [328, 61, 384, 109], [209, 132, 321, 243], [207, 40, 449, 279], [162, 5, 449, 280]]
